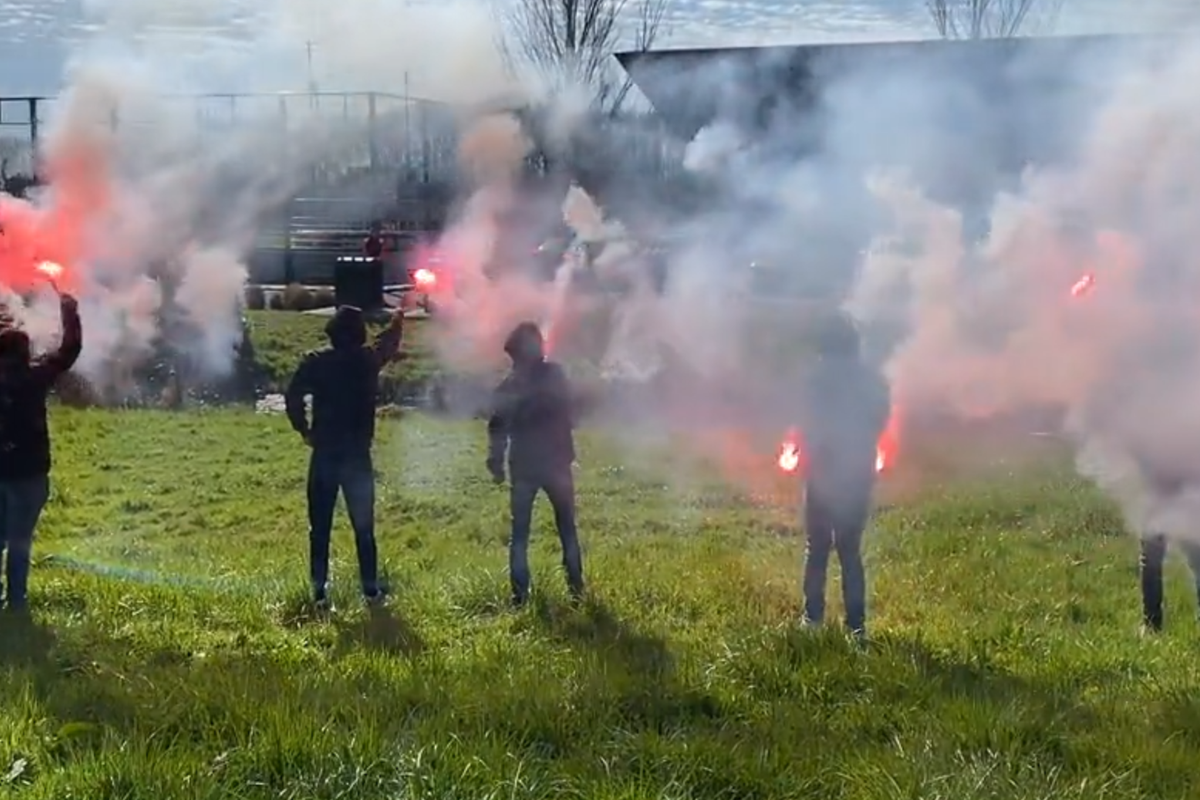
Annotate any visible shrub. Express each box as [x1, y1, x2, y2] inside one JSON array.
[[53, 371, 100, 408], [267, 292, 285, 310], [311, 287, 336, 308], [282, 283, 315, 311], [244, 285, 266, 310]]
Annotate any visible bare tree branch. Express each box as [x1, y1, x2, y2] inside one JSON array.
[[503, 0, 670, 113], [926, 0, 1064, 39]]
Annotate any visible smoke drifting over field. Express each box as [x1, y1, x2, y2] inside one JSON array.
[[417, 29, 1200, 530], [6, 0, 1198, 538], [0, 0, 509, 398], [622, 33, 1200, 536]]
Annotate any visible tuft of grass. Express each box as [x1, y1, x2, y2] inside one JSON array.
[[3, 407, 1200, 798]]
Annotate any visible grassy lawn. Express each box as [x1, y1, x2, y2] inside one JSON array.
[[3, 407, 1200, 798]]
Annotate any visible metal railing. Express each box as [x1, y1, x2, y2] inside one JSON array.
[[0, 90, 458, 177]]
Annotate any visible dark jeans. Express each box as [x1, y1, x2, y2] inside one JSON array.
[[803, 482, 871, 632], [0, 475, 50, 609], [509, 469, 584, 602], [307, 448, 378, 597], [1140, 534, 1200, 630]]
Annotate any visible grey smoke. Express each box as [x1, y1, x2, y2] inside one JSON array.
[[2, 0, 508, 398]]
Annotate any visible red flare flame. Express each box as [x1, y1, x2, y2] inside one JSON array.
[[413, 267, 436, 290], [778, 406, 900, 476], [1070, 272, 1095, 298], [778, 437, 802, 473]]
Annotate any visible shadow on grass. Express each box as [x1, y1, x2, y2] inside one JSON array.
[[536, 596, 674, 677], [0, 612, 57, 667], [6, 595, 1199, 798], [334, 604, 426, 657]]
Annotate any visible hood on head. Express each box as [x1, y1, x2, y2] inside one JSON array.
[[325, 305, 367, 348], [504, 321, 545, 366]]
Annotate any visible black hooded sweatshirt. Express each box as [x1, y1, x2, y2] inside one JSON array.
[[284, 306, 402, 452], [487, 325, 576, 481], [0, 295, 83, 481], [799, 354, 891, 502]]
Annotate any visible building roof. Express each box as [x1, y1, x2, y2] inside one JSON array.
[[615, 34, 1171, 138]]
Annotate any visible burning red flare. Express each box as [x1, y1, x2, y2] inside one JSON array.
[[413, 267, 436, 290], [875, 405, 900, 472], [408, 240, 451, 297], [778, 406, 900, 476], [778, 437, 802, 473], [37, 260, 63, 281], [1070, 272, 1095, 298]]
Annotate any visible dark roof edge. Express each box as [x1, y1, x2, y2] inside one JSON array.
[[613, 32, 1178, 65]]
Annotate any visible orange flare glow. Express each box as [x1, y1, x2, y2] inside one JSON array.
[[778, 406, 900, 476], [1070, 272, 1095, 298], [413, 267, 436, 289]]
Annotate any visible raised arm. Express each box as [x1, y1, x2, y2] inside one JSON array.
[[369, 310, 404, 371], [870, 371, 892, 441], [32, 293, 82, 385], [546, 363, 575, 428], [285, 354, 317, 441]]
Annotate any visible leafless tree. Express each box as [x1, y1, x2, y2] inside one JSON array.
[[926, 0, 1064, 38], [502, 0, 671, 112]]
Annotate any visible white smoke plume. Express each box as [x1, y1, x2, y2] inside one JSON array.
[[839, 36, 1200, 541], [0, 0, 509, 400], [429, 29, 1200, 514]]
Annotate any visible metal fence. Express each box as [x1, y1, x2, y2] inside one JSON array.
[[0, 90, 459, 179]]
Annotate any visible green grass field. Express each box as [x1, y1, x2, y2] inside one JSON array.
[[4, 406, 1200, 799]]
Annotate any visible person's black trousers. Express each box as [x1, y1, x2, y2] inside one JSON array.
[[508, 468, 584, 604], [307, 447, 379, 598], [803, 481, 872, 633], [1140, 534, 1200, 630]]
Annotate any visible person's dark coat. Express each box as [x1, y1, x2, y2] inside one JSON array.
[[284, 306, 402, 452], [487, 322, 575, 481], [798, 316, 890, 502], [0, 294, 83, 481]]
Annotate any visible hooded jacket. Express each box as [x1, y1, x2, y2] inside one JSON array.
[[0, 295, 83, 481], [487, 322, 576, 480], [798, 315, 891, 500], [284, 306, 403, 452]]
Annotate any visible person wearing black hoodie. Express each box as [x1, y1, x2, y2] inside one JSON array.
[[0, 288, 82, 612], [285, 305, 403, 608], [486, 321, 584, 607], [797, 312, 890, 638]]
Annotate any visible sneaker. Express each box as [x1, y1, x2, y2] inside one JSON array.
[[4, 599, 28, 615], [313, 588, 333, 613], [364, 588, 387, 607], [511, 592, 528, 609]]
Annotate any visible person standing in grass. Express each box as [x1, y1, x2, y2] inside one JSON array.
[[797, 312, 890, 639], [0, 285, 82, 613], [1132, 460, 1200, 632], [1137, 532, 1200, 633], [285, 305, 403, 610], [486, 322, 585, 608]]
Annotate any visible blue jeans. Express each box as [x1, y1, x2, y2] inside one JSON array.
[[509, 469, 584, 602], [803, 482, 871, 633], [0, 475, 50, 609], [1139, 534, 1200, 630], [307, 448, 378, 597]]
